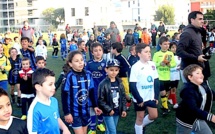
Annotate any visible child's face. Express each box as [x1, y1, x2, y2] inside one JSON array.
[[137, 46, 151, 62], [92, 46, 103, 60], [36, 60, 45, 69], [0, 44, 3, 54], [22, 60, 30, 70], [71, 41, 75, 44], [105, 67, 119, 79], [170, 45, 176, 54], [160, 41, 169, 51], [90, 36, 94, 40], [5, 39, 9, 44], [79, 42, 85, 50], [21, 40, 29, 49], [69, 54, 84, 72], [37, 76, 56, 98], [0, 95, 12, 123], [176, 34, 180, 40], [38, 40, 43, 45], [111, 48, 117, 55], [10, 49, 18, 57], [130, 48, 136, 56], [188, 68, 204, 85], [107, 35, 111, 39], [15, 38, 19, 42]]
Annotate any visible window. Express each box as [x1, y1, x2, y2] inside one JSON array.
[[76, 19, 83, 25], [16, 2, 18, 6], [138, 16, 140, 22], [85, 7, 89, 16], [71, 8, 75, 16], [128, 1, 130, 7], [138, 8, 140, 15], [133, 1, 135, 4], [28, 10, 33, 16]]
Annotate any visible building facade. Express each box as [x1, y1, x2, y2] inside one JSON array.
[[190, 0, 215, 14]]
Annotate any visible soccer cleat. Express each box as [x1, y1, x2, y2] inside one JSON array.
[[173, 103, 179, 109], [97, 124, 106, 132], [88, 130, 96, 134], [21, 115, 27, 120], [161, 107, 170, 115], [168, 99, 173, 105], [17, 103, 22, 107]]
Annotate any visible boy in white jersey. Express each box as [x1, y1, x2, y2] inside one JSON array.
[[129, 43, 159, 134]]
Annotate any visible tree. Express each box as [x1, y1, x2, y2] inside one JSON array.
[[42, 7, 55, 24], [54, 8, 65, 24], [204, 10, 215, 27], [154, 5, 175, 25]]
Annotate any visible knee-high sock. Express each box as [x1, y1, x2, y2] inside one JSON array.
[[171, 93, 177, 105], [90, 115, 96, 130], [135, 124, 143, 134], [143, 114, 154, 127], [98, 115, 103, 124], [161, 95, 168, 109]]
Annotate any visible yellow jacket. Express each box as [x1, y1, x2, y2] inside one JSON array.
[[0, 55, 11, 81], [3, 44, 12, 58]]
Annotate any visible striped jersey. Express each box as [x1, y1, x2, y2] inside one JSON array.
[[20, 47, 36, 71], [62, 69, 95, 117], [8, 57, 22, 85]]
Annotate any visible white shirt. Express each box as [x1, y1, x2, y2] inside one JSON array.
[[170, 55, 181, 81], [13, 42, 21, 55], [35, 44, 47, 60], [82, 35, 89, 43], [67, 33, 73, 41], [129, 61, 158, 102], [208, 32, 215, 42]]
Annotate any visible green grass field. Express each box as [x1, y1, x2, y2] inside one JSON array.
[[8, 32, 215, 134]]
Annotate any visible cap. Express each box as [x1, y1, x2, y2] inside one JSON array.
[[106, 59, 120, 68]]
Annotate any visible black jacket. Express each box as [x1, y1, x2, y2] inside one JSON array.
[[98, 77, 127, 116], [176, 24, 204, 70], [176, 82, 215, 128], [103, 39, 111, 53], [124, 34, 134, 46]]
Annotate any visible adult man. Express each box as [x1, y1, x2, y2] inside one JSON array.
[[150, 23, 157, 48], [157, 21, 165, 37], [105, 21, 120, 43], [179, 22, 186, 30], [176, 11, 206, 82], [19, 21, 34, 42]]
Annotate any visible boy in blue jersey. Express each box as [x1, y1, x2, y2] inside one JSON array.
[[69, 39, 78, 53], [20, 37, 36, 71], [62, 51, 102, 134], [78, 40, 87, 66], [86, 43, 106, 134], [27, 68, 70, 134]]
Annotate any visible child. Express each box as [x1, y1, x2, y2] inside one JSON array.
[[103, 33, 111, 62], [18, 57, 35, 120], [111, 42, 131, 102], [77, 40, 87, 66], [55, 64, 70, 91], [153, 36, 176, 115], [60, 33, 67, 61], [133, 29, 139, 45], [176, 64, 215, 134], [86, 43, 106, 134], [13, 36, 21, 56], [169, 42, 181, 109], [28, 68, 70, 134], [86, 34, 96, 60], [8, 48, 22, 105], [3, 38, 12, 58], [0, 87, 28, 133], [20, 37, 37, 71], [127, 45, 139, 77], [0, 43, 11, 91], [52, 34, 59, 58], [124, 29, 134, 48], [208, 28, 215, 47], [141, 28, 151, 46], [130, 43, 159, 134], [35, 56, 46, 69], [35, 38, 47, 60], [62, 51, 102, 134], [98, 59, 127, 134], [69, 39, 78, 53]]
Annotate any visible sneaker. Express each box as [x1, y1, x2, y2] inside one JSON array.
[[88, 130, 96, 134], [97, 124, 106, 132], [161, 107, 170, 115], [173, 103, 179, 109], [21, 115, 27, 120], [168, 99, 173, 105]]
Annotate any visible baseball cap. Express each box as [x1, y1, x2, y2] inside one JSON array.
[[106, 59, 120, 68]]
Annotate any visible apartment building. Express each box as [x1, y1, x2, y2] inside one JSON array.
[[190, 0, 215, 14]]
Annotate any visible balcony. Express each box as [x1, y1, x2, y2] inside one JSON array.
[[0, 0, 14, 4]]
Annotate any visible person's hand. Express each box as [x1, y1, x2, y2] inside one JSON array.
[[0, 65, 4, 70], [121, 111, 127, 117], [198, 55, 207, 62], [23, 75, 28, 80], [109, 110, 114, 116], [137, 102, 144, 107], [62, 128, 71, 134], [94, 107, 102, 115], [64, 114, 73, 124], [211, 115, 215, 123], [155, 100, 159, 105]]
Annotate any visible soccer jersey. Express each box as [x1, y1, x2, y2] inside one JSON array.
[[62, 70, 95, 117], [35, 44, 47, 60], [170, 55, 181, 81], [27, 97, 60, 134], [152, 50, 176, 81], [0, 116, 28, 134], [69, 44, 78, 52], [86, 58, 106, 106], [20, 47, 36, 71], [8, 57, 22, 85], [3, 44, 11, 57], [0, 55, 11, 81], [129, 61, 158, 102]]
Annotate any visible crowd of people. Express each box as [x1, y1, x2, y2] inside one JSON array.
[[0, 11, 215, 134]]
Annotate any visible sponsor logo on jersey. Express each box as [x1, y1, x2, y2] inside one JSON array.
[[92, 71, 103, 78], [75, 89, 89, 105]]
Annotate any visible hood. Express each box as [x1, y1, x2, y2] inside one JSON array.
[[183, 24, 201, 33]]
